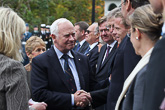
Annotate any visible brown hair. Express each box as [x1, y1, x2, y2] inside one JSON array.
[[98, 16, 107, 26], [74, 21, 89, 32]]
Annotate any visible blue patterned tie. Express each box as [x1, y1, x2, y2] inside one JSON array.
[[62, 54, 77, 93], [76, 43, 80, 52], [84, 46, 90, 55]]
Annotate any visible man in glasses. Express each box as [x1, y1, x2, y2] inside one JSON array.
[[73, 21, 89, 54], [91, 15, 117, 110], [95, 16, 117, 82], [84, 22, 100, 74]]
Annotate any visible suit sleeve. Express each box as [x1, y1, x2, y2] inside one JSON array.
[[31, 58, 72, 109], [90, 86, 109, 108], [123, 38, 141, 80]]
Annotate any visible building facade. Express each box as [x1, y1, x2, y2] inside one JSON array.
[[103, 0, 120, 15]]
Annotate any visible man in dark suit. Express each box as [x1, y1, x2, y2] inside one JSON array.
[[31, 18, 109, 110], [85, 22, 100, 74], [142, 0, 165, 109], [92, 11, 118, 110], [106, 11, 141, 110], [74, 21, 89, 54], [96, 16, 117, 82]]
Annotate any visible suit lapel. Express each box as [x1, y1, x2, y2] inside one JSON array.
[[96, 44, 107, 73], [71, 50, 85, 90], [101, 42, 118, 67], [48, 47, 71, 93], [79, 41, 89, 54]]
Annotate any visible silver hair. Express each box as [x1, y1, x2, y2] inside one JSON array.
[[92, 22, 98, 35], [50, 18, 72, 36], [107, 7, 120, 20]]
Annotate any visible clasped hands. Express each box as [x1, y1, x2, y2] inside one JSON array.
[[74, 90, 92, 108]]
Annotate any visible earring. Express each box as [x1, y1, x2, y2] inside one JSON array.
[[136, 37, 139, 40]]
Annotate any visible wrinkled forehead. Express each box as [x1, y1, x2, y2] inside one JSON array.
[[58, 22, 75, 34]]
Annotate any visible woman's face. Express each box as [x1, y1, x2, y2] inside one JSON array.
[[130, 27, 140, 55], [31, 45, 46, 59]]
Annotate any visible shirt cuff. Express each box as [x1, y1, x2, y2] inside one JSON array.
[[71, 94, 74, 106]]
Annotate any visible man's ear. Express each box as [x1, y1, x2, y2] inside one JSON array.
[[126, 0, 132, 12], [51, 34, 56, 39], [51, 34, 56, 42], [81, 30, 85, 36]]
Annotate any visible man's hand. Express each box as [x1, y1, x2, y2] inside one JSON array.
[[74, 90, 92, 108], [31, 102, 47, 110]]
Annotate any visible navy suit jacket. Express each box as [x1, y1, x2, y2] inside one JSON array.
[[107, 36, 141, 110], [31, 47, 109, 110], [143, 36, 165, 110], [86, 44, 99, 74], [95, 42, 118, 81], [78, 41, 89, 54]]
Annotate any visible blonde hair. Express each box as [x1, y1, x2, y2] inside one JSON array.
[[0, 7, 25, 61], [25, 36, 46, 54], [129, 4, 163, 41]]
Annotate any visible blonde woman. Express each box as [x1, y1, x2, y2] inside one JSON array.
[[115, 4, 163, 110], [0, 7, 30, 110], [25, 36, 47, 110]]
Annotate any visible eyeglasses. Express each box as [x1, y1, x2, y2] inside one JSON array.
[[86, 30, 96, 34], [99, 27, 109, 33]]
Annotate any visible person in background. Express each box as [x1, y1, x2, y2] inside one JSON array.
[[39, 24, 46, 41], [0, 7, 29, 110], [25, 36, 47, 110], [115, 4, 163, 110], [32, 25, 40, 37], [85, 22, 100, 74], [22, 23, 32, 66], [73, 21, 89, 54], [45, 25, 52, 49]]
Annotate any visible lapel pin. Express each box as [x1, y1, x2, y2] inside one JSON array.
[[79, 59, 81, 61]]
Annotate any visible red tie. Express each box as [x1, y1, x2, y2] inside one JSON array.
[[106, 46, 111, 58]]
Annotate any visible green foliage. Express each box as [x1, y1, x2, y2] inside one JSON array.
[[0, 0, 104, 30]]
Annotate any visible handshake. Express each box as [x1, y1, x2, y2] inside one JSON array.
[[74, 90, 92, 108]]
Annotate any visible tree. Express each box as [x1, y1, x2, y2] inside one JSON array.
[[0, 0, 104, 30]]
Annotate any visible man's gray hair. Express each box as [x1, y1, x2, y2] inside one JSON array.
[[50, 18, 72, 36], [107, 7, 121, 20], [92, 22, 99, 35]]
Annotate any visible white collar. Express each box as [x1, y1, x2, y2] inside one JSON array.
[[53, 45, 74, 59], [79, 39, 86, 47]]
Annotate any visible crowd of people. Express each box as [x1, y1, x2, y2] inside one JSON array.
[[21, 23, 53, 66], [0, 0, 165, 110]]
